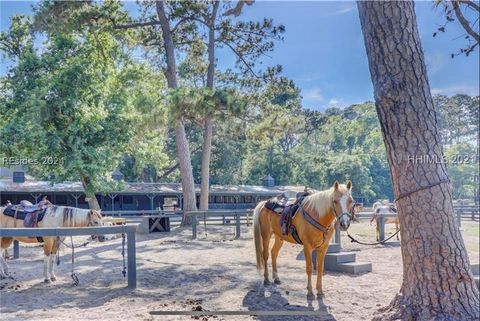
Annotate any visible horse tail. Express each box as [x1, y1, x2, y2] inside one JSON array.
[[253, 201, 266, 271]]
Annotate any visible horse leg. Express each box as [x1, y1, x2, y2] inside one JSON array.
[[303, 245, 315, 299], [271, 235, 283, 284], [43, 238, 54, 283], [49, 241, 58, 282], [0, 237, 13, 278], [262, 231, 272, 286], [0, 251, 7, 279], [315, 244, 329, 297]]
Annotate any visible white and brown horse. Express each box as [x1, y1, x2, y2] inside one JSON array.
[[253, 181, 355, 299], [371, 201, 399, 241], [0, 206, 102, 282]]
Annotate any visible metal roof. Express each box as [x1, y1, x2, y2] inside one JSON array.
[[0, 179, 306, 195]]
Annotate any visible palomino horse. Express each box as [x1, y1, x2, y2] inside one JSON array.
[[253, 181, 355, 299], [371, 202, 399, 241], [0, 206, 103, 282]]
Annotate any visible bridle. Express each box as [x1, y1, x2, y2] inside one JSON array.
[[87, 210, 102, 227], [332, 198, 356, 223], [298, 196, 356, 233]]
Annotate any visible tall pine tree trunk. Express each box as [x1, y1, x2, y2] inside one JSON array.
[[199, 1, 220, 210], [156, 1, 197, 223], [357, 1, 479, 320], [199, 118, 213, 210]]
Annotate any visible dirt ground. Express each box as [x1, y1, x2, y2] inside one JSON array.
[[0, 221, 478, 321]]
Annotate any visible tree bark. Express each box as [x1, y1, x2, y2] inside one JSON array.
[[156, 1, 197, 223], [357, 1, 479, 320], [199, 118, 213, 209], [79, 174, 101, 210], [199, 1, 220, 210]]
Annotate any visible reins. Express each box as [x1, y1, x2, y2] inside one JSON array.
[[299, 198, 355, 233], [70, 236, 80, 286], [52, 209, 127, 286]]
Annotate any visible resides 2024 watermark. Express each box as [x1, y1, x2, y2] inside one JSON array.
[[408, 154, 478, 165], [2, 157, 65, 166]]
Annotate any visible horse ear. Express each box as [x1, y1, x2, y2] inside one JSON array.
[[346, 180, 352, 190], [333, 181, 339, 191]]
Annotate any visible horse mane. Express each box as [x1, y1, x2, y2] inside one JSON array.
[[302, 184, 350, 219]]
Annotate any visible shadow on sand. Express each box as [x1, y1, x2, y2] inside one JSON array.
[[242, 284, 336, 321]]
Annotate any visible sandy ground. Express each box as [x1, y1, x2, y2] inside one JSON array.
[[0, 221, 478, 321]]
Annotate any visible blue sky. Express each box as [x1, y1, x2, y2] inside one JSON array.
[[1, 1, 479, 110]]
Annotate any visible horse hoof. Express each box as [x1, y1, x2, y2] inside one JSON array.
[[306, 293, 315, 300], [44, 279, 51, 284], [263, 279, 271, 286], [273, 278, 281, 285], [50, 277, 57, 282], [317, 291, 324, 298]]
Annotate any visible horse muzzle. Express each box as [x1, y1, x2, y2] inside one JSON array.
[[338, 213, 351, 231]]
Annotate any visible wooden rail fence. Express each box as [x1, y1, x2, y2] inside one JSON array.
[[1, 225, 138, 288], [186, 210, 253, 239]]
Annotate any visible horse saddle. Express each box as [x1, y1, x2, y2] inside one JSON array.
[[2, 198, 52, 227], [265, 192, 311, 243]]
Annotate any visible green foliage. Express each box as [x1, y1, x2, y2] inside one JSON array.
[[2, 2, 477, 205], [0, 6, 169, 194], [434, 94, 479, 145], [444, 143, 478, 199]]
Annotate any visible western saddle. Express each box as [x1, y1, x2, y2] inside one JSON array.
[[3, 196, 52, 227], [264, 189, 311, 244]]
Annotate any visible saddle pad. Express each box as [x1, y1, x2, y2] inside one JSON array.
[[2, 207, 47, 223]]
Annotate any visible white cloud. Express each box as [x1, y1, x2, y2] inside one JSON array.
[[431, 85, 479, 96], [425, 52, 447, 75], [326, 5, 355, 17], [303, 88, 325, 104]]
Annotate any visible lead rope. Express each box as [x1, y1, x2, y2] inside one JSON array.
[[70, 236, 79, 286], [345, 201, 401, 245], [346, 229, 400, 246], [121, 224, 127, 278]]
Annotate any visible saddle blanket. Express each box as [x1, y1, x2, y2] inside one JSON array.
[[2, 207, 47, 227]]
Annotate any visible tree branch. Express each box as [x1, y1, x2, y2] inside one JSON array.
[[229, 29, 273, 58], [452, 1, 480, 42], [223, 0, 255, 17], [459, 0, 480, 11], [114, 20, 161, 30], [220, 40, 260, 78]]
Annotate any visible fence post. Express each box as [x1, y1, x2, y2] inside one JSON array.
[[378, 215, 385, 242], [235, 213, 241, 239], [13, 240, 19, 259], [191, 214, 197, 239], [334, 223, 341, 249], [457, 201, 463, 227], [127, 229, 136, 289]]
